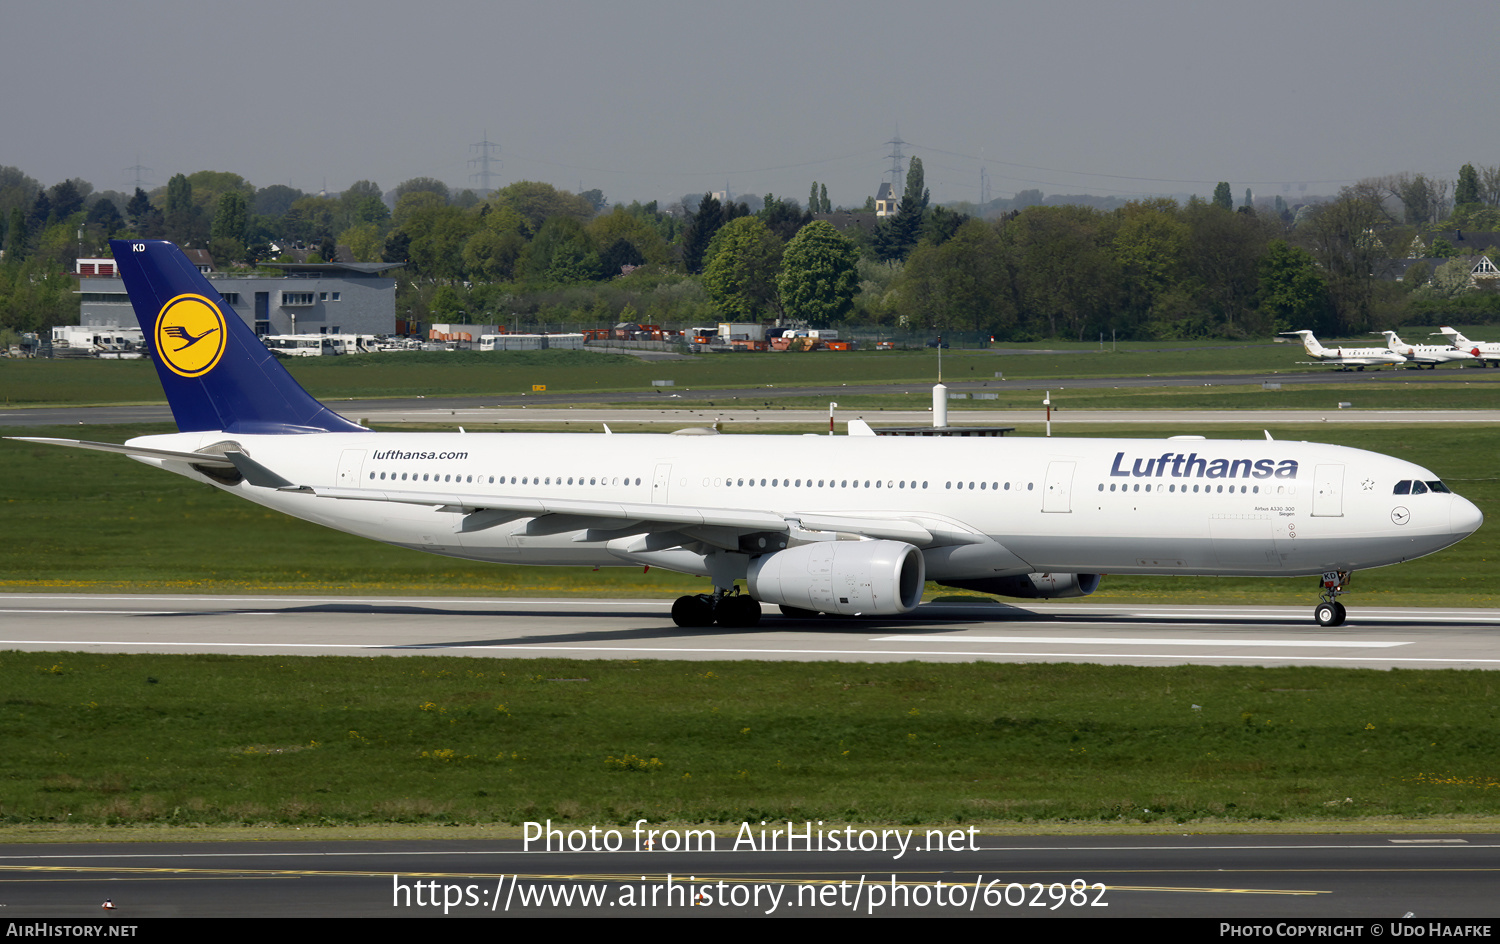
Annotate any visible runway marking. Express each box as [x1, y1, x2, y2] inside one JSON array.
[[0, 865, 1327, 897], [1119, 612, 1500, 624], [3, 840, 1493, 862], [877, 635, 1411, 648], [2, 639, 1498, 665]]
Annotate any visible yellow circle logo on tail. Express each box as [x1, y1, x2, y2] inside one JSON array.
[[155, 294, 227, 377]]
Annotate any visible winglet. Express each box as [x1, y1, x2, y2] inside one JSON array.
[[109, 239, 365, 435]]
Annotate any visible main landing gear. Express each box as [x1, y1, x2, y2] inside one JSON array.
[[1314, 570, 1350, 627], [671, 588, 762, 628]]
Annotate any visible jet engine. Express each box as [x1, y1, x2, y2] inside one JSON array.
[[939, 572, 1102, 599], [747, 540, 925, 616]]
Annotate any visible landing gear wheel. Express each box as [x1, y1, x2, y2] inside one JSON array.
[[717, 594, 762, 628], [671, 594, 715, 628], [1313, 572, 1350, 626]]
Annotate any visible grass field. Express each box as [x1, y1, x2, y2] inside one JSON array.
[[2, 340, 1422, 406], [4, 654, 1499, 828]]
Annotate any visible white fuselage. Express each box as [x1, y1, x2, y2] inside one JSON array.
[[1290, 331, 1406, 368], [1383, 332, 1476, 366], [125, 429, 1482, 582], [1438, 328, 1500, 365]]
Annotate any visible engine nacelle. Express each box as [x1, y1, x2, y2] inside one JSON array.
[[939, 572, 1102, 600], [747, 540, 925, 616]]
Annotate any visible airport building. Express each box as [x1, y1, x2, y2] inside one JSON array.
[[76, 256, 404, 337]]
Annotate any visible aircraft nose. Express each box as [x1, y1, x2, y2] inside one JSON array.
[[1452, 494, 1484, 537]]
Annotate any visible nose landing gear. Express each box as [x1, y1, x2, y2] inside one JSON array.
[[1314, 570, 1350, 626]]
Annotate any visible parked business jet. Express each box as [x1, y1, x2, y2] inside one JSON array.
[[1435, 326, 1500, 367], [12, 242, 1484, 628], [1281, 330, 1406, 370], [1380, 330, 1477, 368]]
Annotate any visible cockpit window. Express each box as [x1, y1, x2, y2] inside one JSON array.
[[1395, 479, 1451, 495]]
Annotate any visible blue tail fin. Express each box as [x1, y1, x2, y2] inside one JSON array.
[[111, 239, 364, 434]]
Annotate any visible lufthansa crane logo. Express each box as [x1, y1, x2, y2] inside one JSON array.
[[154, 294, 226, 378]]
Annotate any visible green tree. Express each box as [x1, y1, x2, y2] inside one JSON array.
[[681, 193, 723, 275], [254, 184, 304, 218], [391, 191, 446, 230], [874, 157, 930, 263], [703, 215, 784, 320], [211, 191, 248, 242], [462, 205, 528, 281], [759, 194, 811, 242], [0, 166, 41, 223], [4, 207, 24, 260], [399, 203, 477, 280], [519, 216, 596, 284], [1455, 163, 1481, 208], [1212, 182, 1233, 211], [1257, 240, 1331, 332], [48, 180, 86, 222], [1110, 199, 1189, 332], [488, 181, 595, 236], [586, 206, 672, 267], [393, 177, 450, 205], [85, 197, 124, 239], [209, 191, 249, 265], [1297, 187, 1393, 333], [896, 219, 1011, 333], [1004, 204, 1116, 339], [163, 174, 207, 245], [283, 196, 338, 243], [1422, 258, 1477, 299], [339, 222, 386, 264], [777, 221, 859, 326], [165, 174, 193, 216], [1183, 197, 1272, 335], [1392, 173, 1445, 225], [580, 189, 607, 213], [337, 181, 388, 232]]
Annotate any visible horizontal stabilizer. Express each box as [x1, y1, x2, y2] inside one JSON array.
[[6, 437, 236, 467], [225, 452, 298, 489]]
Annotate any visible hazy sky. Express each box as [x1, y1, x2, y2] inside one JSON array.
[[5, 0, 1497, 208]]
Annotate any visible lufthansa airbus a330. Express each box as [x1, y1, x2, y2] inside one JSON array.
[[14, 241, 1483, 628]]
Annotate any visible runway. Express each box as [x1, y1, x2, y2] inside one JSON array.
[[6, 364, 1500, 428], [5, 593, 1500, 668], [4, 834, 1499, 918]]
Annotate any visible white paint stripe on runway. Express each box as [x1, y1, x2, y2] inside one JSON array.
[[1113, 612, 1500, 624], [0, 596, 673, 608], [876, 635, 1411, 648], [1, 639, 1496, 664]]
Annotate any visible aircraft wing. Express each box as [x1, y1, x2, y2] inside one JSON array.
[[307, 484, 983, 547]]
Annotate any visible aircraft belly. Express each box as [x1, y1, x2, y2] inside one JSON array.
[[1014, 533, 1219, 573]]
